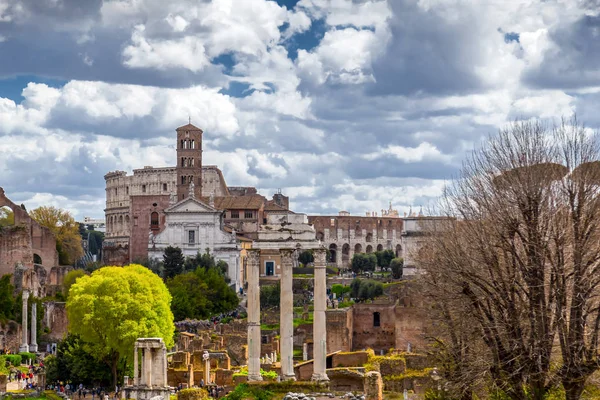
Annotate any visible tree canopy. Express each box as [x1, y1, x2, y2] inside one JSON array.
[[0, 206, 14, 227], [62, 269, 87, 299], [0, 275, 15, 321], [349, 279, 383, 302], [390, 257, 403, 279], [298, 250, 314, 266], [375, 250, 395, 269], [163, 246, 185, 279], [167, 266, 239, 321], [29, 206, 83, 265], [350, 253, 377, 274], [67, 264, 174, 387]]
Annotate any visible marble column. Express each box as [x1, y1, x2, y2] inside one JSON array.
[[19, 290, 29, 353], [279, 249, 296, 380], [30, 303, 38, 352], [133, 344, 139, 385], [203, 351, 211, 384], [144, 348, 153, 387], [246, 249, 263, 381], [312, 249, 329, 382]]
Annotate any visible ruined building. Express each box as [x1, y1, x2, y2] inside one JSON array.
[[103, 124, 290, 265], [0, 187, 68, 297]]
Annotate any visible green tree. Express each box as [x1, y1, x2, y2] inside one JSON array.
[[375, 250, 395, 269], [390, 258, 404, 279], [350, 279, 384, 302], [163, 246, 185, 279], [0, 275, 15, 321], [350, 253, 377, 274], [184, 249, 229, 281], [0, 206, 14, 227], [167, 267, 239, 321], [331, 283, 351, 300], [298, 250, 314, 266], [67, 264, 174, 387], [63, 269, 87, 299], [260, 283, 281, 309]]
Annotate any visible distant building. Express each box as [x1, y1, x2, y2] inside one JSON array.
[[82, 216, 106, 233]]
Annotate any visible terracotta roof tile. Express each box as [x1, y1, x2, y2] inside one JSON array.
[[199, 195, 266, 210], [176, 123, 203, 131]]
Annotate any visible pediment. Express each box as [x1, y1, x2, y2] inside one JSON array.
[[166, 197, 217, 213]]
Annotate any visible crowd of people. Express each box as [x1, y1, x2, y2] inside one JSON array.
[[47, 383, 121, 400]]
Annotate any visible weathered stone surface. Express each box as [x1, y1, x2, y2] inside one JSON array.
[[364, 371, 383, 400]]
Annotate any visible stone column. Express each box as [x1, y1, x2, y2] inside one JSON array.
[[246, 249, 263, 381], [163, 347, 168, 387], [30, 302, 38, 352], [302, 343, 308, 361], [203, 351, 210, 384], [279, 249, 296, 380], [311, 249, 329, 382], [133, 344, 139, 385], [20, 290, 29, 353], [144, 348, 153, 387]]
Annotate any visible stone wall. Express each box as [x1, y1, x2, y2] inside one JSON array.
[[129, 195, 171, 262], [102, 243, 130, 266], [352, 302, 397, 353], [331, 351, 369, 368], [327, 368, 365, 392], [0, 320, 21, 353], [308, 215, 403, 267], [0, 187, 58, 276], [326, 309, 353, 353], [42, 301, 68, 342]]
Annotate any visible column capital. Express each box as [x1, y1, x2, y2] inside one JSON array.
[[279, 248, 295, 258], [22, 290, 30, 300], [313, 248, 327, 267], [248, 248, 261, 262]]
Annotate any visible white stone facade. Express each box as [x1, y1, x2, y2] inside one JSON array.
[[104, 165, 229, 246], [147, 197, 242, 290]]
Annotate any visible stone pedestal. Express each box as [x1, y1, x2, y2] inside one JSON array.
[[365, 371, 383, 400], [311, 249, 329, 382], [246, 250, 263, 381], [30, 302, 38, 352], [280, 249, 296, 381], [19, 290, 29, 353]]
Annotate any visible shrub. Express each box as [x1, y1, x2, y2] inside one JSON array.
[[351, 253, 377, 274], [178, 388, 209, 400], [19, 352, 35, 363], [225, 384, 273, 400], [5, 354, 22, 366], [390, 258, 403, 279], [350, 279, 384, 302]]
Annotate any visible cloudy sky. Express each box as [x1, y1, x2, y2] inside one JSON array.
[[0, 0, 599, 220]]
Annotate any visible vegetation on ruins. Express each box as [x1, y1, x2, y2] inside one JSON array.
[[0, 206, 14, 226], [351, 253, 377, 274], [67, 264, 174, 388], [167, 265, 239, 321], [419, 118, 600, 400], [389, 257, 403, 279], [349, 278, 384, 302], [29, 206, 83, 265], [0, 275, 15, 321]]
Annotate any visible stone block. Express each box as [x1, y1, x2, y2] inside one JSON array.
[[332, 351, 370, 368], [365, 371, 383, 400]]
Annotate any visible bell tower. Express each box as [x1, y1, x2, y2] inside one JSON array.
[[176, 123, 203, 200]]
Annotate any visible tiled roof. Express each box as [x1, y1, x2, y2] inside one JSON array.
[[176, 123, 203, 131], [264, 203, 291, 212], [199, 195, 266, 210]]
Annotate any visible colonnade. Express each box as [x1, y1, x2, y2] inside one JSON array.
[[246, 248, 329, 382], [133, 338, 168, 387], [19, 290, 38, 353]]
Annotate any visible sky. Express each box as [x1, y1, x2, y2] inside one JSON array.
[[0, 0, 599, 220]]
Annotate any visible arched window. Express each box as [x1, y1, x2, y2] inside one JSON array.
[[190, 158, 194, 167], [191, 140, 195, 149], [180, 139, 184, 149], [181, 176, 186, 184], [150, 212, 159, 229], [373, 312, 380, 327]]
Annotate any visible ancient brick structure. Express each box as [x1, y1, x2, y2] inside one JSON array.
[[0, 187, 58, 275], [103, 124, 289, 265], [308, 210, 404, 268]]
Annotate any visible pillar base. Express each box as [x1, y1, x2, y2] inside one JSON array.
[[247, 374, 263, 382], [311, 373, 329, 382], [29, 344, 38, 352], [19, 345, 29, 353], [282, 374, 297, 381]]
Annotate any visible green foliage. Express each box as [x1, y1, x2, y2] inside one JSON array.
[[225, 384, 273, 400], [0, 275, 15, 321], [260, 283, 280, 309], [351, 253, 377, 274], [350, 279, 384, 302], [178, 388, 209, 400], [183, 249, 230, 281], [0, 356, 8, 374], [375, 250, 395, 269], [298, 250, 314, 266], [19, 352, 35, 363], [0, 206, 14, 226], [390, 257, 404, 279], [63, 269, 87, 299], [5, 354, 22, 366], [44, 334, 113, 386], [67, 264, 174, 386], [167, 266, 239, 321], [163, 246, 185, 279], [331, 284, 351, 298]]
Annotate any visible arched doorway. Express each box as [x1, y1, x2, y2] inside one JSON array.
[[366, 245, 373, 253], [33, 254, 42, 264], [317, 232, 325, 241], [329, 244, 337, 263], [376, 244, 383, 252], [354, 243, 362, 253], [396, 244, 402, 257], [342, 243, 350, 265]]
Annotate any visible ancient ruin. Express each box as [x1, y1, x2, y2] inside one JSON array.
[[125, 338, 170, 400]]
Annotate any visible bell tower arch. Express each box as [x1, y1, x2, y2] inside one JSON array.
[[176, 123, 203, 200]]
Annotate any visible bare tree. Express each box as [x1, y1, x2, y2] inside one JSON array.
[[419, 118, 600, 400]]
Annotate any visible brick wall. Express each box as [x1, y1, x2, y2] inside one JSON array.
[[326, 309, 353, 353], [352, 302, 397, 353], [129, 195, 170, 262]]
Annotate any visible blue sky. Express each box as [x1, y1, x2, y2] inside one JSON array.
[[0, 0, 599, 220]]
